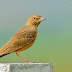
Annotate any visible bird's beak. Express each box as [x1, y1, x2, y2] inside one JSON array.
[[39, 17, 46, 21]]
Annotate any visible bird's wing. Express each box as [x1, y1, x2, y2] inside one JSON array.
[[0, 27, 37, 54]]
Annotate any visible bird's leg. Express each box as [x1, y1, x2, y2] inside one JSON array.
[[16, 52, 35, 63], [16, 52, 28, 63]]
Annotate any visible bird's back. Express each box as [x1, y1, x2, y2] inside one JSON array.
[[0, 25, 37, 57]]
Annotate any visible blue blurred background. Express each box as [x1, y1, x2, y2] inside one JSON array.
[[0, 0, 72, 72]]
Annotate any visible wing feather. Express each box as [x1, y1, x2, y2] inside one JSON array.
[[0, 26, 37, 55]]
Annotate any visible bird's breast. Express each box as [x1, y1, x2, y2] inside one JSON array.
[[15, 37, 36, 53]]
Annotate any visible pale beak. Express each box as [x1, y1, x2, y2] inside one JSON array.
[[39, 17, 46, 21]]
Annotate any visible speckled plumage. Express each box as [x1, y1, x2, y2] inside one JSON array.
[[0, 15, 45, 62], [0, 25, 37, 54]]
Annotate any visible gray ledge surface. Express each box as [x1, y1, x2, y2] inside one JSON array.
[[0, 63, 53, 72]]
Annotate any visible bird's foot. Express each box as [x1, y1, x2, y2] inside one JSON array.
[[26, 61, 36, 63], [20, 61, 36, 63]]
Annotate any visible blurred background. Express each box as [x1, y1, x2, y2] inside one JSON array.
[[0, 0, 72, 72]]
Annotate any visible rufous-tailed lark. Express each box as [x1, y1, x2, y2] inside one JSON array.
[[0, 15, 45, 63]]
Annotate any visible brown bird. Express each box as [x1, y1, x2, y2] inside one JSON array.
[[0, 15, 45, 63]]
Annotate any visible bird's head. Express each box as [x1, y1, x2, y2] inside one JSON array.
[[26, 15, 45, 27]]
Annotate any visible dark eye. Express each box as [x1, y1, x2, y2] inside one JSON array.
[[34, 17, 36, 19]]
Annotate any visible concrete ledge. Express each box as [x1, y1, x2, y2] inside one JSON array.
[[0, 63, 53, 72]]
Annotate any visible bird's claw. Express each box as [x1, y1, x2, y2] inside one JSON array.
[[20, 61, 36, 63]]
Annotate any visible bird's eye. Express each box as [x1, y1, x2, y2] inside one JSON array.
[[34, 17, 36, 19]]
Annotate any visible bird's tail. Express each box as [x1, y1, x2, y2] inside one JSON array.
[[0, 47, 10, 58], [0, 53, 10, 58]]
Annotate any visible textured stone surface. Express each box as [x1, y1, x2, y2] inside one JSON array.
[[0, 63, 10, 72], [0, 63, 53, 72]]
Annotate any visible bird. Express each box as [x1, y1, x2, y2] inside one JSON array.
[[0, 15, 45, 63]]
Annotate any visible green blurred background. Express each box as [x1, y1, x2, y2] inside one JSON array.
[[0, 0, 72, 72]]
